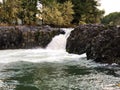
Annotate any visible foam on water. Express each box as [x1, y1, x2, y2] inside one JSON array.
[[0, 49, 84, 63], [0, 28, 120, 90]]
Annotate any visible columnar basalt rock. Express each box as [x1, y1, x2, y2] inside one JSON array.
[[0, 28, 23, 49], [0, 26, 64, 49]]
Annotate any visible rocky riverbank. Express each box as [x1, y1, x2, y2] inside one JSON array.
[[66, 24, 120, 64], [0, 26, 64, 49]]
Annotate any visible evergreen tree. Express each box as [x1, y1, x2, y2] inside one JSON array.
[[56, 0, 104, 24], [60, 1, 74, 26], [42, 1, 63, 26], [42, 0, 74, 27], [0, 0, 104, 26], [18, 0, 38, 25], [101, 12, 120, 25], [0, 0, 38, 25], [0, 0, 20, 24], [71, 0, 104, 24]]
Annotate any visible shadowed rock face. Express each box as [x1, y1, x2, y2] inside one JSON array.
[[0, 28, 23, 49], [0, 26, 64, 49], [87, 27, 120, 64], [66, 24, 120, 64], [66, 24, 106, 54]]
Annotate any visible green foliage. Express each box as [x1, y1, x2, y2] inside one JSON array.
[[42, 1, 62, 26], [56, 0, 104, 25], [101, 12, 120, 25], [0, 0, 104, 26], [60, 1, 74, 26], [0, 0, 20, 24], [42, 0, 74, 27], [18, 0, 38, 25], [0, 0, 38, 25], [71, 0, 104, 24]]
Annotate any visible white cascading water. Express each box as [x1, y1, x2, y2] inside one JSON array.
[[46, 28, 73, 50], [0, 28, 85, 63], [0, 28, 119, 90]]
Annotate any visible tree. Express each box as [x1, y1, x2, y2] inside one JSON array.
[[42, 1, 62, 26], [42, 0, 74, 27], [0, 0, 20, 24], [18, 0, 38, 25], [0, 0, 104, 25], [0, 0, 38, 25], [71, 0, 104, 24], [6, 0, 21, 24], [56, 0, 104, 24], [60, 1, 74, 26], [101, 12, 120, 25]]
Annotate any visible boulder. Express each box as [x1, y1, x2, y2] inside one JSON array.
[[66, 24, 106, 54], [66, 24, 120, 64], [87, 26, 120, 64]]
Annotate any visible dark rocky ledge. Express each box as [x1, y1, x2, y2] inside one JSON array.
[[0, 26, 64, 49], [66, 24, 106, 54], [87, 26, 120, 64], [66, 24, 120, 64]]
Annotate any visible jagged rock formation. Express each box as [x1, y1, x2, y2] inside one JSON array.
[[0, 26, 64, 49], [66, 24, 106, 54], [66, 24, 120, 64], [87, 26, 120, 64]]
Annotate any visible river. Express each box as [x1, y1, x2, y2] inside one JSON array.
[[0, 28, 120, 90]]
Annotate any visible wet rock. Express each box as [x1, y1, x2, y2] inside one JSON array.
[[34, 29, 63, 48], [66, 24, 120, 64], [0, 28, 23, 49], [0, 26, 63, 49], [66, 24, 106, 54], [87, 26, 120, 64]]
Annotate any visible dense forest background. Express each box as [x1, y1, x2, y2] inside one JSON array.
[[101, 12, 120, 26], [42, 0, 104, 26], [0, 0, 119, 27]]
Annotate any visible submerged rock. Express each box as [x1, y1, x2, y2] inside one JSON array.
[[0, 26, 63, 49]]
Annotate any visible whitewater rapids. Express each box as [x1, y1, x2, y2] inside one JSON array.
[[0, 28, 119, 90]]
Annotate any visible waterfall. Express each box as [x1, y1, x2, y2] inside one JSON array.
[[46, 28, 73, 50]]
